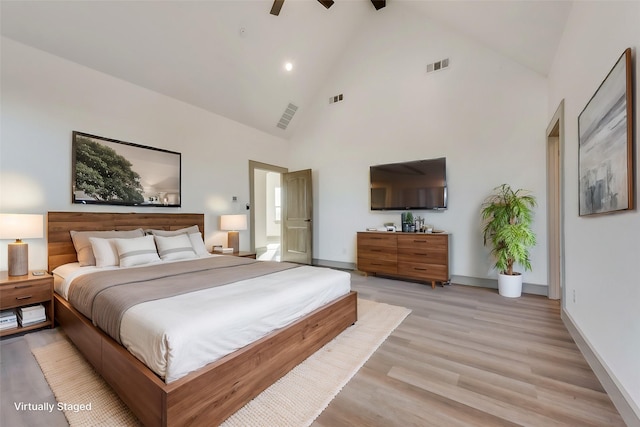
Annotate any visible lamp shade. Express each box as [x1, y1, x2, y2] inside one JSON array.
[[220, 214, 247, 231], [0, 214, 44, 240]]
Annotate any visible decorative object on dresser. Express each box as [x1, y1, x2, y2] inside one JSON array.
[[400, 212, 414, 232], [0, 271, 54, 337], [481, 184, 537, 298], [0, 213, 44, 276], [357, 231, 450, 289], [220, 214, 248, 253]]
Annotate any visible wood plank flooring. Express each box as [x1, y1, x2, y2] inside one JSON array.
[[0, 272, 625, 426], [313, 274, 625, 427]]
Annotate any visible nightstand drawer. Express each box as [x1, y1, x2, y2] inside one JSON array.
[[0, 280, 51, 310]]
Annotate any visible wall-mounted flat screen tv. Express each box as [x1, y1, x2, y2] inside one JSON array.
[[370, 157, 447, 210]]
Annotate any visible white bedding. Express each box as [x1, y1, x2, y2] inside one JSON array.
[[53, 259, 351, 383]]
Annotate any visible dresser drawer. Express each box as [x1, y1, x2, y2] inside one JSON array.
[[0, 280, 52, 310], [357, 257, 397, 275], [397, 234, 448, 251], [358, 247, 397, 262], [397, 248, 447, 264], [357, 233, 397, 249], [397, 262, 448, 281]]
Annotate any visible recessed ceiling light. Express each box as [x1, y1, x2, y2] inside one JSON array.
[[284, 62, 293, 72]]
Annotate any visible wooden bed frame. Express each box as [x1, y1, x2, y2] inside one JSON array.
[[47, 212, 357, 426]]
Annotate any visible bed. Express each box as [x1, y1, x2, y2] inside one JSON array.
[[47, 211, 357, 426]]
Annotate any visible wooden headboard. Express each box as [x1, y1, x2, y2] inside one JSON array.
[[47, 211, 205, 272]]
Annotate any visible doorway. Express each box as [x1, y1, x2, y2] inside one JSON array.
[[249, 161, 287, 261], [546, 100, 564, 300]]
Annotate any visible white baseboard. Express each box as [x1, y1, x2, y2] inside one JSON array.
[[312, 261, 547, 296], [313, 259, 355, 270], [449, 275, 548, 296], [562, 309, 640, 427]]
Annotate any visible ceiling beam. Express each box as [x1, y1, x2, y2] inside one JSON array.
[[270, 0, 284, 16], [371, 0, 386, 10], [318, 0, 335, 9]]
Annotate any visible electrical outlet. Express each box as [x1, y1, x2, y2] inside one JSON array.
[[572, 289, 576, 303]]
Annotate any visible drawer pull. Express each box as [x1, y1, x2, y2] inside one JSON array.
[[371, 249, 382, 252], [372, 263, 383, 266], [16, 295, 33, 300], [413, 240, 427, 243], [414, 253, 427, 256], [15, 285, 32, 289], [414, 268, 427, 271]]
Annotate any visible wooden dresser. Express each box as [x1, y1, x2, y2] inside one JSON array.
[[357, 231, 450, 288]]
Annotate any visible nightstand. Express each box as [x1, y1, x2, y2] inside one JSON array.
[[0, 271, 54, 337], [212, 250, 257, 259], [233, 251, 257, 259]]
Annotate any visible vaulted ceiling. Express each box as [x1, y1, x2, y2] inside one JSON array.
[[1, 1, 572, 139]]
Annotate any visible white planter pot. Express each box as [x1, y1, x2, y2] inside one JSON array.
[[498, 273, 522, 298]]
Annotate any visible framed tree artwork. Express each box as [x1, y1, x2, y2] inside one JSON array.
[[72, 132, 181, 207], [578, 48, 634, 216]]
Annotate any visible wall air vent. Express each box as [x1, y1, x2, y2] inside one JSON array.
[[276, 103, 298, 130], [427, 58, 450, 73], [329, 93, 344, 104]]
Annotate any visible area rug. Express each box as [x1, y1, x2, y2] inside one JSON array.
[[31, 299, 411, 426]]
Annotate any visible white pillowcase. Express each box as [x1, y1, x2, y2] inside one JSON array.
[[188, 233, 209, 257], [154, 234, 197, 261], [146, 226, 208, 257], [70, 228, 145, 266], [89, 237, 120, 267], [114, 235, 161, 267], [146, 225, 200, 237]]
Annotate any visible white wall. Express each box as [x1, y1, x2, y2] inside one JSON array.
[[0, 37, 290, 270], [265, 172, 281, 237], [288, 5, 549, 285], [547, 1, 640, 416]]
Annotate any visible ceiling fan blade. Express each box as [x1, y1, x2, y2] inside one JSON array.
[[371, 0, 386, 10], [270, 0, 285, 16], [317, 0, 335, 9]]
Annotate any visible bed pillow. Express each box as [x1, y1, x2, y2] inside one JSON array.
[[147, 225, 208, 257], [188, 233, 209, 257], [114, 235, 161, 267], [146, 225, 200, 237], [70, 228, 145, 266], [88, 237, 120, 267], [154, 234, 197, 261]]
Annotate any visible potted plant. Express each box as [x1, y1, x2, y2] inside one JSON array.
[[401, 212, 414, 232], [481, 184, 537, 297]]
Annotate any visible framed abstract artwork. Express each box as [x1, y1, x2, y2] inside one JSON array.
[[578, 48, 634, 216], [72, 131, 181, 207]]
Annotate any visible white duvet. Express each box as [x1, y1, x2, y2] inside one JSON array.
[[53, 258, 351, 383]]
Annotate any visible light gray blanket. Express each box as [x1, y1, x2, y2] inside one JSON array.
[[68, 256, 299, 343]]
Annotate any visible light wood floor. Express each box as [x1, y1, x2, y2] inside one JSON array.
[[0, 273, 625, 427], [315, 274, 626, 427]]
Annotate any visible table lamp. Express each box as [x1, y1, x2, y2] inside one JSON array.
[[0, 213, 44, 276], [220, 214, 247, 253]]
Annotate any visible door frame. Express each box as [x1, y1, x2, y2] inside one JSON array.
[[248, 160, 288, 253], [546, 100, 565, 301]]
